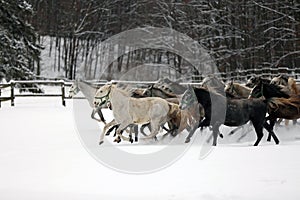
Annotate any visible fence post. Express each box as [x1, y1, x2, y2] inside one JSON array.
[[10, 81, 15, 106], [61, 81, 66, 106], [0, 87, 2, 108]]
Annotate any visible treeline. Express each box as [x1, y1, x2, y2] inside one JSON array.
[[27, 0, 300, 80]]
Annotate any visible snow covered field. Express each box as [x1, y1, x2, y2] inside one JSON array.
[[1, 96, 300, 200]]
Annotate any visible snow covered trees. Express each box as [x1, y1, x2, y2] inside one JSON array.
[[24, 1, 300, 79], [0, 0, 41, 81]]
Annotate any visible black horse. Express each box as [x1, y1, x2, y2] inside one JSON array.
[[249, 81, 290, 99], [183, 86, 274, 146], [249, 80, 295, 143]]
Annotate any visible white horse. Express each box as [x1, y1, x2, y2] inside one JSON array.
[[94, 84, 179, 144], [69, 81, 106, 123]]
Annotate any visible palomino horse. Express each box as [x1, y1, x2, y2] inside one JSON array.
[[183, 86, 273, 146], [93, 84, 180, 144], [225, 80, 252, 99]]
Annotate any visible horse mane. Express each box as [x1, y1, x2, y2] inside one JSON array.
[[288, 77, 299, 95]]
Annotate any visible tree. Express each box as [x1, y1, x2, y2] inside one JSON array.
[[0, 0, 41, 81]]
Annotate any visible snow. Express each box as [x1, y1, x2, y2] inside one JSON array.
[[1, 94, 300, 199]]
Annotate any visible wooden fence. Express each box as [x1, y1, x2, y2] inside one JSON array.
[[1, 68, 300, 108], [0, 80, 72, 107], [192, 67, 300, 82]]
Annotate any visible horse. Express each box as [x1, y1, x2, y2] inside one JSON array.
[[270, 75, 299, 125], [271, 74, 300, 96], [183, 86, 271, 146], [264, 96, 300, 142], [249, 81, 300, 143], [249, 81, 290, 99], [200, 75, 225, 94], [224, 80, 254, 140], [225, 80, 252, 99], [245, 75, 270, 88], [69, 81, 106, 123], [93, 84, 180, 144], [136, 79, 198, 136]]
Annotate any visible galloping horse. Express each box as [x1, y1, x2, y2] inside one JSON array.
[[225, 81, 252, 99], [183, 86, 270, 146], [93, 84, 180, 144], [249, 81, 300, 143], [69, 81, 106, 123]]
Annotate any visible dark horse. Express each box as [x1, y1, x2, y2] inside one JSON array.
[[249, 81, 290, 100], [249, 81, 299, 143], [183, 86, 272, 146]]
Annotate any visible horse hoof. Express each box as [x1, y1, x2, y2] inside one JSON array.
[[135, 137, 138, 142], [185, 138, 190, 143], [114, 138, 121, 143], [99, 141, 104, 145], [219, 134, 224, 138], [130, 139, 134, 143]]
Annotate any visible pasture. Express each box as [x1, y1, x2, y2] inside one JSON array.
[[1, 85, 300, 199]]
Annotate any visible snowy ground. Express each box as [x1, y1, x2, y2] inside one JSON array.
[[1, 94, 300, 200]]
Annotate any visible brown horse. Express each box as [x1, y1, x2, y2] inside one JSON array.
[[264, 96, 300, 142]]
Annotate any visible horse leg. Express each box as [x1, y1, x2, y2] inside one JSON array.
[[285, 119, 289, 126], [134, 125, 139, 142], [276, 118, 283, 126], [267, 118, 280, 144], [253, 124, 264, 146], [293, 119, 297, 125], [99, 119, 117, 145], [90, 107, 106, 124], [140, 123, 150, 136], [96, 107, 106, 124], [185, 123, 199, 143], [212, 125, 220, 146], [106, 124, 118, 136], [116, 123, 132, 143]]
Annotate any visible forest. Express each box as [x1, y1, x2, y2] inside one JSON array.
[[1, 0, 299, 80]]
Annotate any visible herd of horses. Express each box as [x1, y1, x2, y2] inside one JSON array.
[[69, 74, 300, 146]]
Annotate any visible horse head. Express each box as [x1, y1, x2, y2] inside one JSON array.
[[69, 81, 80, 98], [246, 75, 259, 87], [179, 85, 198, 110], [93, 84, 112, 107]]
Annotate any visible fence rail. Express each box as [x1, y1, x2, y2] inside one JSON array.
[[0, 80, 70, 107], [1, 68, 300, 108]]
